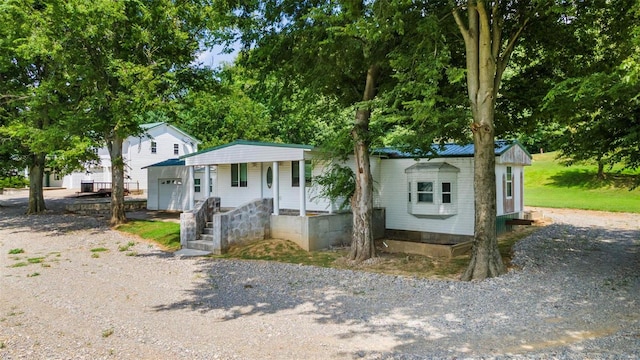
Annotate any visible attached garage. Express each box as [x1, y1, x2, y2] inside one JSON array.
[[144, 159, 190, 211], [144, 159, 212, 211], [158, 178, 183, 211]]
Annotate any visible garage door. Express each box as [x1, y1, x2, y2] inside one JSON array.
[[158, 179, 183, 210]]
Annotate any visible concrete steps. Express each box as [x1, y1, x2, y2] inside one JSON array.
[[187, 240, 215, 252], [185, 222, 216, 253]]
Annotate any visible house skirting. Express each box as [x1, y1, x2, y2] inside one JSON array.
[[383, 239, 473, 258], [271, 208, 386, 251], [496, 212, 523, 235], [384, 229, 473, 245]]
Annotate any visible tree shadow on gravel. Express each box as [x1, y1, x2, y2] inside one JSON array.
[[0, 210, 110, 236], [0, 196, 150, 237], [150, 224, 640, 358]]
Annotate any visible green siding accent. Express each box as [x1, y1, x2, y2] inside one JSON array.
[[496, 213, 520, 235]]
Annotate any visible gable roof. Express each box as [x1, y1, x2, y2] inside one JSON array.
[[181, 140, 313, 159], [140, 122, 201, 144], [374, 140, 530, 159]]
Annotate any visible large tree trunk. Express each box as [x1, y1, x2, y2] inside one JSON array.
[[348, 64, 379, 262], [108, 133, 127, 226], [461, 119, 505, 280], [453, 1, 527, 280], [27, 154, 46, 214]]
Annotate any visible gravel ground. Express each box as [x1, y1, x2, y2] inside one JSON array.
[[1, 191, 639, 359]]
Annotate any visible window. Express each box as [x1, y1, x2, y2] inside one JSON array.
[[442, 182, 452, 203], [417, 182, 434, 203], [266, 167, 273, 188], [209, 178, 213, 193], [405, 162, 459, 217], [54, 173, 61, 181], [173, 144, 179, 155], [291, 160, 312, 187], [194, 178, 201, 193], [231, 163, 248, 187], [506, 166, 513, 198], [151, 141, 157, 154]]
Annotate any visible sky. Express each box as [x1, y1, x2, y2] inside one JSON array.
[[195, 45, 239, 68]]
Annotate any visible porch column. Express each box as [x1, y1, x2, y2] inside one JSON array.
[[272, 161, 279, 215], [188, 166, 195, 210], [204, 165, 211, 199], [298, 159, 306, 217]]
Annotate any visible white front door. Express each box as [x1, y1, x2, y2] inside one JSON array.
[[158, 178, 183, 210], [262, 164, 273, 199]]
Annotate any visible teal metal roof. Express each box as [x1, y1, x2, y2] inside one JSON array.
[[181, 140, 314, 159], [142, 158, 185, 169]]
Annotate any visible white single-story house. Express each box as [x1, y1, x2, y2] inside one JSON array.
[[145, 140, 531, 253], [46, 122, 200, 192]]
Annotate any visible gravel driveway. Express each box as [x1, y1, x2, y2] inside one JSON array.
[[1, 191, 639, 359]]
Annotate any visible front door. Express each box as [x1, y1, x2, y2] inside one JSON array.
[[502, 167, 515, 213], [262, 164, 273, 199]]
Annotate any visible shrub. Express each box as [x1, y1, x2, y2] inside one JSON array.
[[0, 176, 29, 189]]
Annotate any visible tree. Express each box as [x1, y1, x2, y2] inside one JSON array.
[[0, 0, 91, 214], [170, 66, 274, 148], [55, 0, 209, 225], [540, 0, 640, 176], [213, 0, 448, 261], [451, 1, 552, 280]]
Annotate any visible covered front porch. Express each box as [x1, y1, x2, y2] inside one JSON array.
[[182, 140, 332, 216], [177, 141, 358, 254]]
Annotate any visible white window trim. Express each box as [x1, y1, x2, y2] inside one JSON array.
[[405, 162, 459, 217]]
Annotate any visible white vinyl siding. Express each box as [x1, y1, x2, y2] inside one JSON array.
[[64, 123, 198, 191], [146, 166, 190, 210], [216, 164, 261, 208], [123, 124, 198, 190], [381, 158, 475, 236], [495, 164, 524, 216]]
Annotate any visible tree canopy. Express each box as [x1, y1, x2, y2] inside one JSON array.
[[212, 0, 456, 261]]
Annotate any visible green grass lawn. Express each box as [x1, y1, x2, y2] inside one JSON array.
[[116, 220, 181, 251], [525, 152, 640, 213]]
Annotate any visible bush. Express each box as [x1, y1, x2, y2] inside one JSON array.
[[0, 176, 29, 189]]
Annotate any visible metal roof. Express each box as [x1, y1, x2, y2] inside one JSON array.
[[142, 158, 185, 169], [374, 140, 528, 159]]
